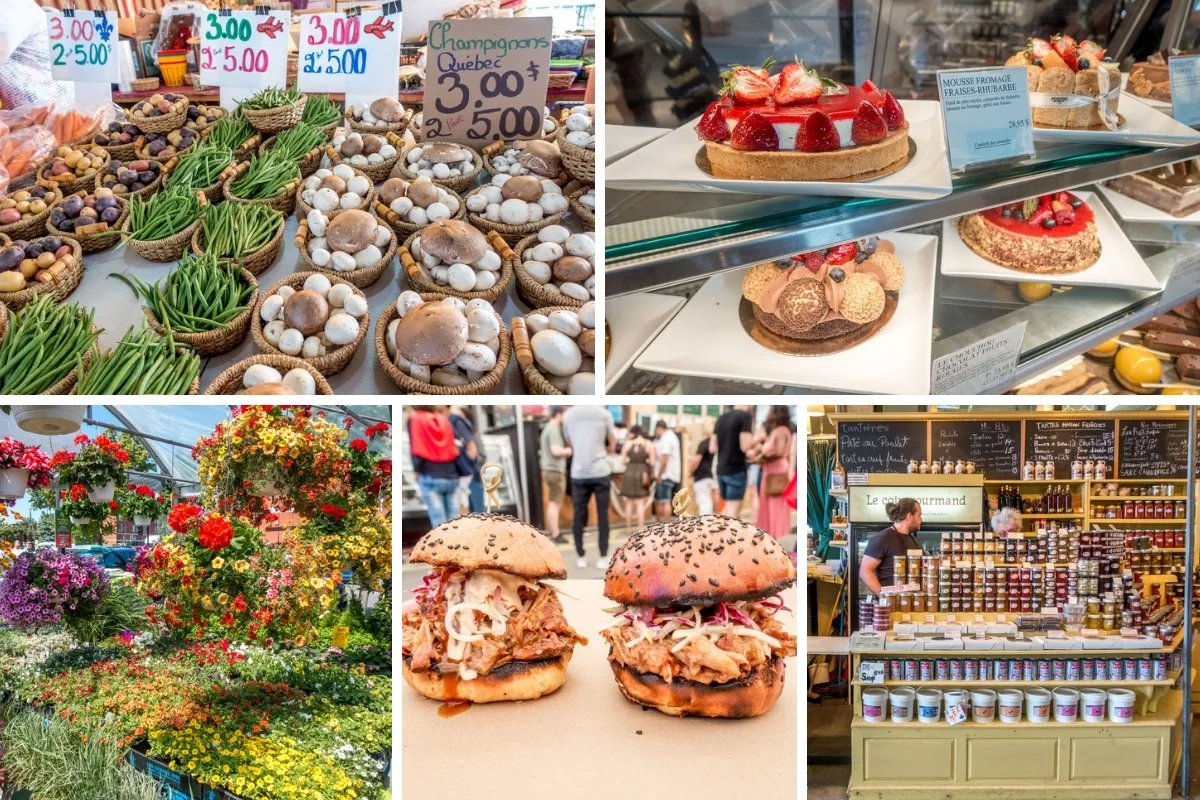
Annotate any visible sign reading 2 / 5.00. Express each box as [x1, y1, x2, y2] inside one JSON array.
[[423, 17, 553, 145], [199, 10, 289, 90], [47, 10, 119, 83], [297, 10, 402, 94]]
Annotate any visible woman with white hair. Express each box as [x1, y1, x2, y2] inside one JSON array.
[[992, 506, 1023, 536]]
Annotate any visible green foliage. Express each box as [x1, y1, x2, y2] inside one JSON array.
[[113, 433, 157, 474], [340, 596, 368, 631], [366, 592, 391, 642], [63, 581, 146, 646], [39, 644, 128, 675]]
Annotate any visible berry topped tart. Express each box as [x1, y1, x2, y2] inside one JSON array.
[[956, 192, 1101, 275], [741, 236, 906, 352], [1005, 35, 1121, 129], [695, 59, 910, 182]]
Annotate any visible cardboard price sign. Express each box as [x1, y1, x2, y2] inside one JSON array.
[[423, 17, 553, 145], [199, 10, 290, 90], [47, 10, 119, 83], [298, 8, 402, 95]]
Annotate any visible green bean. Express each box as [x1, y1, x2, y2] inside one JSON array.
[[110, 252, 253, 334], [0, 297, 101, 395], [301, 94, 343, 127], [206, 114, 256, 151], [240, 87, 302, 111], [268, 123, 326, 162], [199, 198, 280, 263], [75, 325, 201, 395], [165, 141, 233, 192], [127, 185, 202, 241], [230, 152, 299, 200]]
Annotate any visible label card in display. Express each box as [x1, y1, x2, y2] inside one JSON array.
[[946, 704, 968, 725], [937, 67, 1035, 171], [47, 10, 119, 83], [1169, 55, 1200, 126], [858, 661, 885, 685], [423, 17, 553, 145], [199, 10, 290, 91], [298, 5, 402, 95], [931, 321, 1027, 394]]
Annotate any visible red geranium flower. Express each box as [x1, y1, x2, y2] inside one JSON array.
[[168, 503, 204, 533], [320, 503, 347, 520], [109, 501, 119, 511], [197, 516, 234, 551], [350, 438, 368, 453]]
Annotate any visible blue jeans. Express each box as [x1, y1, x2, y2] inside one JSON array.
[[418, 474, 460, 528], [718, 471, 748, 501], [468, 476, 486, 513]]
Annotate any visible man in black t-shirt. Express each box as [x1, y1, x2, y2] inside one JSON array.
[[713, 406, 754, 518], [860, 499, 923, 595]]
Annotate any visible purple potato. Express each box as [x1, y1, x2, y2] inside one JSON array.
[[100, 207, 120, 224], [58, 218, 76, 232], [61, 196, 84, 217], [24, 242, 43, 258], [42, 237, 62, 251], [0, 247, 22, 270], [29, 186, 46, 199], [137, 170, 155, 184], [48, 209, 67, 227], [130, 182, 145, 191]]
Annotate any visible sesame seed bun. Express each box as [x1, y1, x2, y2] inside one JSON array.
[[410, 513, 567, 579]]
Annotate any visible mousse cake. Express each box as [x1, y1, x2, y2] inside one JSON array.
[[956, 191, 1101, 275], [1006, 34, 1120, 129], [1128, 52, 1171, 101], [1107, 162, 1200, 217]]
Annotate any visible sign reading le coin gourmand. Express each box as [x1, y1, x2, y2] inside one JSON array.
[[849, 485, 984, 524]]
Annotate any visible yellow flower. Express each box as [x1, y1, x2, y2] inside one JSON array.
[[309, 577, 324, 590], [212, 557, 225, 570], [201, 596, 214, 611], [234, 560, 249, 573], [294, 635, 307, 647], [217, 593, 230, 606]]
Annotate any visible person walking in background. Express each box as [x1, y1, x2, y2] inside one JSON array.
[[653, 421, 682, 522], [563, 405, 617, 570], [620, 426, 655, 536], [449, 407, 485, 514], [714, 405, 754, 519], [688, 417, 717, 516], [539, 407, 572, 543], [407, 407, 461, 529], [756, 406, 795, 540]]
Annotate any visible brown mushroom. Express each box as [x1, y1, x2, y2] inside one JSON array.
[[378, 177, 409, 205], [553, 255, 592, 283], [361, 134, 385, 156], [319, 175, 348, 194], [420, 219, 489, 265], [422, 143, 466, 164], [501, 175, 543, 202], [370, 97, 405, 123], [283, 290, 331, 336], [395, 303, 468, 366], [578, 330, 596, 357], [341, 134, 365, 157], [516, 140, 562, 177], [407, 179, 440, 208], [325, 209, 378, 253]]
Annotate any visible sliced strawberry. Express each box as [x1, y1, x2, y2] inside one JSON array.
[[1051, 200, 1067, 213], [798, 252, 826, 272], [1028, 38, 1052, 61], [730, 112, 779, 151], [775, 61, 822, 106], [1051, 34, 1079, 71], [1079, 39, 1105, 64], [1028, 205, 1054, 227], [753, 57, 776, 78], [880, 91, 905, 130], [696, 102, 729, 142], [862, 79, 880, 93], [798, 111, 840, 152], [721, 65, 774, 104], [826, 243, 859, 265], [851, 101, 887, 145]]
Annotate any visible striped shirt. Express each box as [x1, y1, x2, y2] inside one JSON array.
[[562, 405, 615, 480]]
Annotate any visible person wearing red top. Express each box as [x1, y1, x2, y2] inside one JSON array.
[[408, 406, 462, 529]]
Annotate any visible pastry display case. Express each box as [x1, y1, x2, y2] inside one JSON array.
[[606, 0, 1200, 395]]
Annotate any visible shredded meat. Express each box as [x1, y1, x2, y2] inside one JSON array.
[[408, 619, 438, 671]]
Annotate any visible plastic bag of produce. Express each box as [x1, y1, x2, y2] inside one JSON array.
[[0, 102, 57, 132], [0, 164, 9, 194], [45, 101, 119, 147], [0, 126, 57, 184]]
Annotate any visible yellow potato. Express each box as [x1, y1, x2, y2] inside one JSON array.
[[0, 271, 27, 292]]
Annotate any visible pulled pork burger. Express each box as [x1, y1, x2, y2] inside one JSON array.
[[402, 514, 588, 703], [601, 516, 797, 718]]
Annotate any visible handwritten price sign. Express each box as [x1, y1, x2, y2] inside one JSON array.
[[199, 10, 289, 90], [47, 10, 119, 83], [299, 9, 402, 94], [423, 17, 552, 145]]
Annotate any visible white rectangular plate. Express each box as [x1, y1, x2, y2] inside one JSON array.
[[1031, 93, 1200, 146], [604, 292, 686, 391], [605, 125, 670, 165], [1095, 183, 1200, 225], [605, 100, 953, 199], [634, 232, 938, 393], [939, 190, 1161, 291]]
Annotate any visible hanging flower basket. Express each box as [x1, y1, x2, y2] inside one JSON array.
[[246, 476, 282, 497], [0, 468, 30, 501], [69, 515, 92, 525], [87, 479, 116, 503], [0, 438, 52, 500], [133, 514, 152, 527], [117, 483, 169, 528], [54, 435, 130, 500]]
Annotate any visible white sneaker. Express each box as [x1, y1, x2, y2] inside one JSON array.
[[576, 556, 588, 569], [595, 556, 609, 570]]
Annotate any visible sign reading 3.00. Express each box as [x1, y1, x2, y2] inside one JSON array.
[[47, 10, 119, 83], [199, 10, 289, 90], [298, 10, 402, 94], [423, 17, 553, 145]]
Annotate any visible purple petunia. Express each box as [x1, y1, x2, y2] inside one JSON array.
[[0, 550, 109, 629]]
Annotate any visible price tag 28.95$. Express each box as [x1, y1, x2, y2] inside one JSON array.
[[199, 10, 290, 90], [47, 10, 119, 83], [423, 17, 553, 144]]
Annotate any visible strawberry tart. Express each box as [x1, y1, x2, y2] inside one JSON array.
[[956, 192, 1101, 275], [1006, 35, 1120, 129], [695, 59, 910, 182], [741, 237, 906, 348]]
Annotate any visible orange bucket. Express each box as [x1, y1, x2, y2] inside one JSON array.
[[157, 49, 188, 87]]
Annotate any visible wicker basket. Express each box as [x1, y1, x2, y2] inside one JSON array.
[[260, 135, 326, 179], [35, 148, 110, 197], [556, 125, 595, 186], [567, 187, 595, 229], [548, 71, 579, 90], [129, 95, 190, 134], [204, 354, 335, 395], [242, 95, 308, 135], [0, 186, 62, 241], [46, 192, 129, 254], [250, 271, 369, 376], [294, 218, 396, 289], [221, 160, 300, 217], [463, 186, 566, 244], [400, 228, 514, 303], [73, 345, 200, 395], [123, 189, 207, 263], [191, 212, 284, 276], [375, 298, 511, 394], [0, 236, 84, 310], [511, 234, 592, 310], [347, 107, 413, 137], [295, 163, 377, 222], [511, 307, 596, 395], [95, 161, 165, 202], [131, 77, 160, 92], [395, 142, 484, 193], [141, 267, 258, 356], [134, 134, 197, 163], [47, 332, 98, 396], [327, 133, 403, 184], [91, 131, 140, 163], [480, 139, 572, 187], [372, 189, 466, 240], [160, 154, 238, 206], [200, 126, 261, 162]]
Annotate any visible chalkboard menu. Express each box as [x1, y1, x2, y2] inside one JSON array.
[[1117, 419, 1193, 478], [837, 421, 928, 474], [1024, 419, 1116, 476], [931, 420, 1021, 479]]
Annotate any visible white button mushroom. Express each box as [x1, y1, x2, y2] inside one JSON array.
[[390, 196, 415, 216], [307, 209, 327, 237], [327, 283, 353, 309], [426, 202, 451, 222], [263, 319, 287, 346], [566, 131, 591, 147], [313, 188, 340, 212], [472, 250, 502, 272], [347, 175, 371, 197], [342, 294, 369, 318], [539, 193, 569, 215], [333, 164, 355, 181], [567, 373, 595, 395], [531, 329, 582, 376], [559, 282, 590, 302], [499, 198, 531, 225], [432, 163, 451, 179], [454, 342, 497, 373], [339, 192, 363, 210], [303, 274, 333, 296], [529, 242, 564, 262], [277, 286, 296, 300], [374, 226, 392, 249], [396, 290, 424, 317], [547, 309, 582, 338], [279, 328, 305, 355], [473, 270, 497, 291], [302, 336, 324, 358], [466, 193, 488, 213], [331, 251, 357, 271], [526, 313, 550, 333], [311, 249, 332, 267], [243, 364, 283, 387], [307, 236, 328, 255], [466, 308, 500, 343], [565, 233, 596, 258], [385, 319, 400, 356], [578, 301, 596, 329], [466, 298, 493, 316], [523, 260, 552, 284], [324, 312, 360, 346], [260, 295, 284, 322], [353, 245, 382, 268], [431, 367, 470, 387], [539, 225, 571, 245], [282, 368, 317, 396], [447, 263, 477, 292], [444, 297, 467, 315]]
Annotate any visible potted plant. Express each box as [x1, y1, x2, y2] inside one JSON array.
[[55, 434, 130, 502], [118, 483, 169, 527], [60, 484, 109, 527], [0, 437, 52, 501]]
